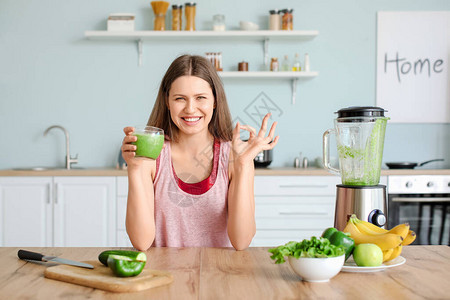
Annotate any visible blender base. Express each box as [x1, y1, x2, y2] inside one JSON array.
[[334, 184, 387, 231]]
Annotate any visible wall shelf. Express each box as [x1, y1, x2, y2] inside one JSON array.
[[85, 30, 318, 67], [219, 71, 318, 78], [219, 71, 318, 104], [84, 30, 319, 104], [84, 30, 319, 40]]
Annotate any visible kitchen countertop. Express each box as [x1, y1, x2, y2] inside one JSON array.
[[1, 246, 448, 299], [1, 167, 450, 176]]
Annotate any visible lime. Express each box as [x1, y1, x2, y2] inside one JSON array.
[[353, 244, 383, 267]]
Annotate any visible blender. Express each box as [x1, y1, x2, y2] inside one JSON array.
[[323, 106, 389, 231]]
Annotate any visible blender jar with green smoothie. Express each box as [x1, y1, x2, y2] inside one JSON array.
[[323, 107, 389, 186]]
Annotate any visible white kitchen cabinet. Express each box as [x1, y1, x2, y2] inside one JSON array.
[[0, 177, 116, 247], [0, 177, 52, 247], [251, 175, 389, 247], [250, 176, 341, 247], [116, 176, 132, 247], [53, 177, 116, 247]]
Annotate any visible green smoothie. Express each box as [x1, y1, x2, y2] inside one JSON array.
[[132, 133, 164, 159], [337, 117, 388, 186]]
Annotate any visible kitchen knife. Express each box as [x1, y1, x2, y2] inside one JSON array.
[[18, 249, 94, 269]]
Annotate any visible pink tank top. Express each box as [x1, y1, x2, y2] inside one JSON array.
[[153, 140, 232, 247]]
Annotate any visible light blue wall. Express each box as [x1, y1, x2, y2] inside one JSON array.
[[1, 0, 449, 169]]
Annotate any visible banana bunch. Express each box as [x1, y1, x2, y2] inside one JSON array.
[[343, 215, 416, 262]]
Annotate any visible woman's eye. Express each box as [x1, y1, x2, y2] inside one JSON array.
[[197, 96, 206, 100], [175, 97, 185, 101]]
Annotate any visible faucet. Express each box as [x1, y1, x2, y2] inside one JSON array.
[[44, 125, 78, 170]]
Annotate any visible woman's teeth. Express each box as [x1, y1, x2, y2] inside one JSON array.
[[183, 117, 201, 122]]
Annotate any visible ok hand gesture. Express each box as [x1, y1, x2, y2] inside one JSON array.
[[232, 113, 279, 166]]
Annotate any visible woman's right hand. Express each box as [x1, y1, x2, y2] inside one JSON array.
[[122, 126, 140, 167]]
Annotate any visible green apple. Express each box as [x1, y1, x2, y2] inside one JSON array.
[[353, 244, 383, 267]]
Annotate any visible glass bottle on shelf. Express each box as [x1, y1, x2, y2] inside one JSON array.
[[281, 55, 290, 71], [270, 58, 279, 71], [292, 53, 301, 71], [216, 52, 223, 71], [304, 53, 310, 72]]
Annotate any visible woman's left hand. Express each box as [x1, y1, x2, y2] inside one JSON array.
[[231, 113, 279, 166]]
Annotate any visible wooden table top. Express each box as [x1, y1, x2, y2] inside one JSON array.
[[1, 246, 449, 299]]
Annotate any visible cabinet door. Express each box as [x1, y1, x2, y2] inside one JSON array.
[[0, 177, 52, 247], [251, 196, 336, 246], [116, 177, 128, 231], [116, 176, 132, 247], [251, 176, 340, 247], [53, 177, 116, 247]]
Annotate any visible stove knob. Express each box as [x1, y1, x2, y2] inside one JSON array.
[[427, 182, 434, 188], [406, 181, 413, 188], [368, 209, 386, 227]]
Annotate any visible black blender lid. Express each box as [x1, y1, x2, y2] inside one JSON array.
[[336, 106, 386, 118]]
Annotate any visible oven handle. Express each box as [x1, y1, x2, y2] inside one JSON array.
[[391, 197, 450, 203]]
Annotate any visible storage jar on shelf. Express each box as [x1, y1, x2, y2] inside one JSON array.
[[151, 1, 170, 31], [281, 9, 293, 30], [270, 58, 279, 71], [185, 2, 196, 31], [171, 4, 182, 31], [213, 14, 225, 31], [269, 10, 281, 30]]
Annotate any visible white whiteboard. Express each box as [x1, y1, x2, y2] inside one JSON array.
[[376, 11, 450, 123]]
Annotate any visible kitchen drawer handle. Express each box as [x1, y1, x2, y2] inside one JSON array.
[[278, 212, 329, 215], [54, 183, 58, 204], [279, 185, 329, 188], [47, 183, 51, 204], [391, 197, 450, 203]]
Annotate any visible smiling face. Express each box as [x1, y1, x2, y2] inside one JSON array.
[[168, 75, 215, 139]]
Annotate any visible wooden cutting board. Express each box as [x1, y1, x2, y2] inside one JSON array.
[[44, 260, 173, 293]]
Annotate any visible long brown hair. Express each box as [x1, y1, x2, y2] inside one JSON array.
[[147, 55, 233, 142]]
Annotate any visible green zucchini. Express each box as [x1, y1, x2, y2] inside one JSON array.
[[98, 250, 147, 266]]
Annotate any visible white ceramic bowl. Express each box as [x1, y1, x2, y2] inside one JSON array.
[[288, 255, 345, 282], [239, 21, 259, 31]]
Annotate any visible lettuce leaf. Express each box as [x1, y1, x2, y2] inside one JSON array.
[[268, 236, 346, 264]]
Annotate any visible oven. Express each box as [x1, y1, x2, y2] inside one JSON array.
[[388, 175, 450, 245]]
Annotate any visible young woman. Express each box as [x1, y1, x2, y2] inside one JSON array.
[[121, 55, 279, 251]]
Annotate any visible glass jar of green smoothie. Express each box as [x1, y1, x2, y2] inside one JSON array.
[[323, 107, 389, 186], [132, 126, 164, 159]]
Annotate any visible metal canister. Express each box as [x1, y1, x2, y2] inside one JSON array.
[[269, 10, 281, 30]]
